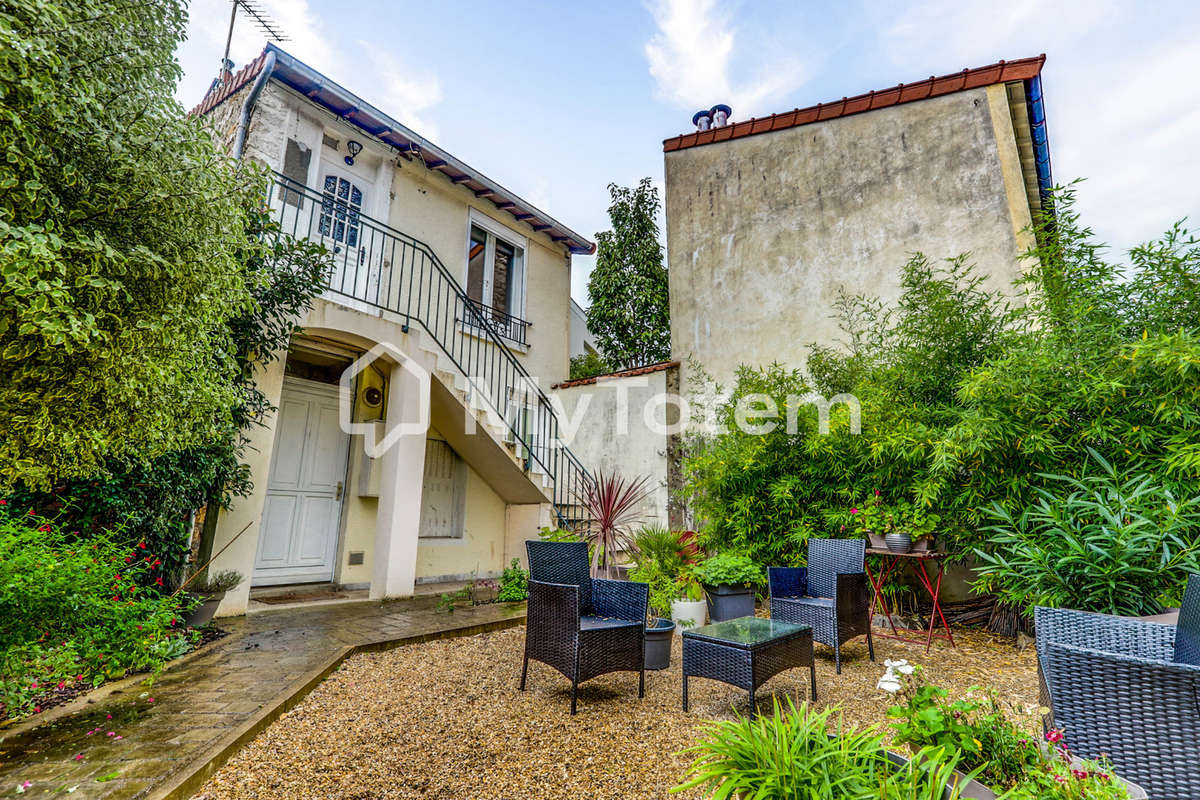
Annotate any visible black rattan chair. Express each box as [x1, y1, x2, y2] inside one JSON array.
[[1035, 585, 1200, 800], [768, 538, 873, 673], [519, 540, 648, 714]]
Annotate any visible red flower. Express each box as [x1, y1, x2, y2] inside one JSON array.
[[137, 541, 147, 549], [0, 499, 7, 505], [1071, 769, 1089, 780], [1045, 728, 1065, 744], [874, 489, 880, 496], [850, 507, 859, 515], [155, 577, 164, 587]]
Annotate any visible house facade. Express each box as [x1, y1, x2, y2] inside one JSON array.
[[195, 45, 594, 616], [663, 57, 1052, 388]]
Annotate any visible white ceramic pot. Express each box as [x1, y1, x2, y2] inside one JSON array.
[[671, 598, 707, 633]]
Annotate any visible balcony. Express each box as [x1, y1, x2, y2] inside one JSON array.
[[461, 298, 530, 347]]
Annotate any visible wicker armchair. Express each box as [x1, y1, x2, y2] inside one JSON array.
[[768, 538, 873, 673], [1035, 593, 1200, 800], [519, 540, 648, 714]]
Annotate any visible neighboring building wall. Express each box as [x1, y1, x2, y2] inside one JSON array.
[[664, 85, 1036, 387], [552, 364, 678, 530], [569, 299, 599, 359]]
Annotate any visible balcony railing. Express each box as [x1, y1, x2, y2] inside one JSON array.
[[266, 174, 590, 526], [462, 298, 530, 347]]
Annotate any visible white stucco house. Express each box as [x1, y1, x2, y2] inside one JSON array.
[[193, 44, 595, 616]]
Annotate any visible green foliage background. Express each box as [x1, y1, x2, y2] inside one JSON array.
[[0, 0, 255, 488], [683, 186, 1200, 608], [586, 178, 671, 370]]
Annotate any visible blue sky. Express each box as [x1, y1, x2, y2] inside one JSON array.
[[175, 0, 1200, 305]]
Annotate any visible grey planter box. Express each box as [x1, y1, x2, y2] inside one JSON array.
[[704, 583, 756, 622]]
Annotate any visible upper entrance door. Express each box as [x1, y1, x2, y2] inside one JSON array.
[[318, 168, 376, 300], [254, 377, 351, 586]]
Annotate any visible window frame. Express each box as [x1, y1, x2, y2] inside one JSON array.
[[464, 208, 528, 323]]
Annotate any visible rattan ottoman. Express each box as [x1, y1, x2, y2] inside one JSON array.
[[681, 616, 815, 714]]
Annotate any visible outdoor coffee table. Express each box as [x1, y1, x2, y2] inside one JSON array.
[[681, 616, 815, 714]]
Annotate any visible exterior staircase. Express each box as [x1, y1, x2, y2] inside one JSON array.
[[267, 174, 590, 525]]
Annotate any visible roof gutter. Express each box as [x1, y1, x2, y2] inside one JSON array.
[[263, 44, 595, 254], [1025, 73, 1053, 200], [232, 50, 277, 160]]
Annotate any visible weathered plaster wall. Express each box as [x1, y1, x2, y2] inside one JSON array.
[[552, 369, 674, 530], [664, 87, 1033, 387]]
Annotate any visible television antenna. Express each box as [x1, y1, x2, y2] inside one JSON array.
[[221, 0, 289, 72]]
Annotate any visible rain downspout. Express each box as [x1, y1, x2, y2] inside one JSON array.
[[232, 50, 277, 160]]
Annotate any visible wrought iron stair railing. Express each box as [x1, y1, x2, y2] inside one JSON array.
[[266, 173, 590, 526]]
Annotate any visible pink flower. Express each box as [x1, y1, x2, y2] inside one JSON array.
[[106, 714, 112, 720], [147, 698, 154, 703], [874, 489, 880, 496], [57, 681, 65, 689], [1071, 769, 1089, 780], [114, 735, 123, 741], [107, 732, 114, 737], [1045, 728, 1065, 744], [74, 754, 83, 761], [850, 508, 859, 515]]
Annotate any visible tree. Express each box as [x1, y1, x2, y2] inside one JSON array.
[[0, 0, 258, 489], [586, 179, 670, 369]]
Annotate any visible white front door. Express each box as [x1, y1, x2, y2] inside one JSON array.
[[317, 168, 380, 302], [254, 377, 351, 586]]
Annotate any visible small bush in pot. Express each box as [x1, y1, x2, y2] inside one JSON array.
[[497, 559, 528, 602], [181, 569, 242, 629], [693, 552, 762, 622], [630, 527, 698, 665]]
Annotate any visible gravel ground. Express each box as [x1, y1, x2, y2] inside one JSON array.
[[196, 625, 1037, 800]]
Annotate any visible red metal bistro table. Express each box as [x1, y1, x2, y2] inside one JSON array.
[[864, 548, 956, 652]]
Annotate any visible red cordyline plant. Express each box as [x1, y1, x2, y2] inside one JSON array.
[[576, 471, 653, 579]]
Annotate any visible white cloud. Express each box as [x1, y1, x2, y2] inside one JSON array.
[[644, 0, 811, 119], [354, 41, 443, 140], [176, 0, 442, 139]]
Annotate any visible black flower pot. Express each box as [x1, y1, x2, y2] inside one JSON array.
[[643, 618, 676, 670], [705, 584, 756, 622]]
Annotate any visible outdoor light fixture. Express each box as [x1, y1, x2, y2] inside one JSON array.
[[344, 140, 363, 165]]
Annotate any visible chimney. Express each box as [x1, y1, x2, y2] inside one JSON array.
[[692, 109, 712, 132], [710, 104, 732, 128]]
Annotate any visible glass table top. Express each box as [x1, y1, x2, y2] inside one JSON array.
[[682, 616, 811, 648]]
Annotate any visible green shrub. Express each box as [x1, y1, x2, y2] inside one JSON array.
[[973, 449, 1200, 616], [497, 559, 528, 602], [0, 512, 190, 719], [887, 680, 1037, 790], [674, 698, 974, 799], [692, 552, 761, 588], [569, 351, 613, 380], [628, 527, 702, 618]]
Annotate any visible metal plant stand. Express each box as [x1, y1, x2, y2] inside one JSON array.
[[864, 548, 955, 652], [681, 617, 815, 716]]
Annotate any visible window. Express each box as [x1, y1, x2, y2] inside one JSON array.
[[318, 174, 364, 248], [281, 139, 312, 207], [464, 212, 527, 343]]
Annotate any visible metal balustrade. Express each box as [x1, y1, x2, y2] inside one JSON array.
[[266, 174, 590, 527]]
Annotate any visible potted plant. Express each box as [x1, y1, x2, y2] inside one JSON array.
[[851, 493, 940, 554], [630, 527, 697, 666], [693, 552, 761, 622], [180, 569, 243, 628]]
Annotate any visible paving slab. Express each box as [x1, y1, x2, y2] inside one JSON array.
[[0, 598, 525, 799]]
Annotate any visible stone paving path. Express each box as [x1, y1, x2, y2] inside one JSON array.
[[0, 598, 526, 800]]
